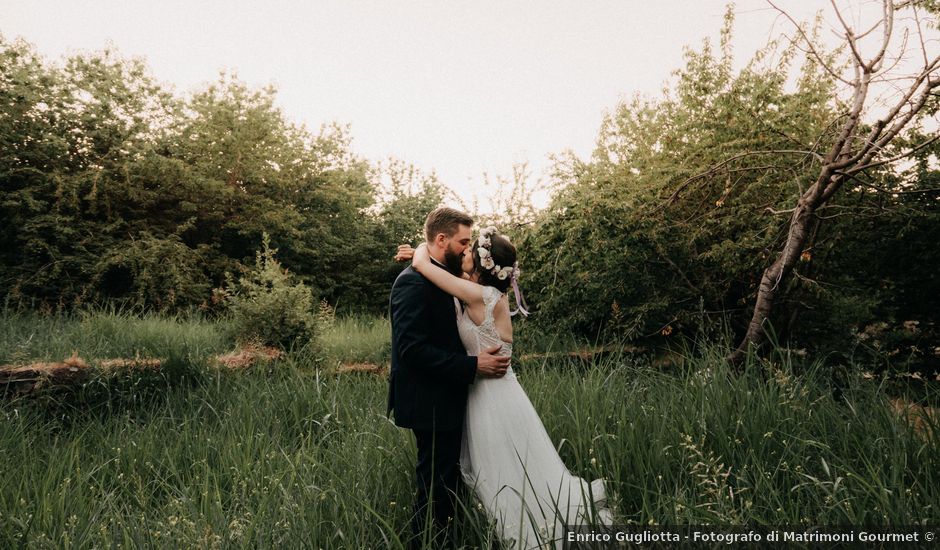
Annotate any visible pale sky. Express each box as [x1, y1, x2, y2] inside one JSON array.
[[1, 1, 895, 209]]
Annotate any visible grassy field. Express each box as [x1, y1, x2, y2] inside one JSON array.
[[1, 311, 938, 548]]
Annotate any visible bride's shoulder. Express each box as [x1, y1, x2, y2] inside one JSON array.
[[481, 284, 504, 304], [492, 292, 510, 314]]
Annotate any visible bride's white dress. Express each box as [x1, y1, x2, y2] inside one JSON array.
[[457, 286, 613, 549]]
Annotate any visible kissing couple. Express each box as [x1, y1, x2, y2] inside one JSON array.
[[387, 207, 613, 549]]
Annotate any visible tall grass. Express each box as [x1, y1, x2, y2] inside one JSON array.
[[0, 312, 937, 548], [0, 308, 229, 365], [523, 345, 939, 526], [319, 316, 391, 367]]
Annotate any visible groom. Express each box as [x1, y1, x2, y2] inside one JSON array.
[[388, 207, 510, 546]]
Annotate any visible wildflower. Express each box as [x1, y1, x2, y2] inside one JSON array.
[[661, 325, 673, 336], [800, 251, 812, 262]]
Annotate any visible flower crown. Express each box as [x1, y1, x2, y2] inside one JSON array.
[[476, 226, 530, 317], [476, 226, 520, 281]]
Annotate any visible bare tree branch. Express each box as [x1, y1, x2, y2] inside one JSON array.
[[840, 171, 940, 195], [831, 0, 868, 67], [847, 132, 940, 173], [730, 0, 940, 365], [832, 57, 940, 171], [912, 2, 930, 67], [765, 206, 797, 215], [869, 0, 895, 71], [768, 0, 854, 85]]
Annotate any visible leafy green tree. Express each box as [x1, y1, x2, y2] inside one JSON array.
[[0, 41, 394, 313], [518, 3, 940, 369], [1, 39, 181, 309], [519, 9, 836, 340], [328, 159, 445, 313]]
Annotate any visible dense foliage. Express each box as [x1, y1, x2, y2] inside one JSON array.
[[515, 12, 940, 367], [0, 36, 439, 315]]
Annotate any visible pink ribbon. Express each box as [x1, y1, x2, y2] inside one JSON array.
[[509, 269, 530, 317]]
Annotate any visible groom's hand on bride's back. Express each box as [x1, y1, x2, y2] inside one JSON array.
[[476, 346, 510, 378]]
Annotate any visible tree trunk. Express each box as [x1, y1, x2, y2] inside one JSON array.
[[723, 0, 939, 366], [730, 196, 816, 363]]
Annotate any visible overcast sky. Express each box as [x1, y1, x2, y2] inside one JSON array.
[[2, 1, 891, 209]]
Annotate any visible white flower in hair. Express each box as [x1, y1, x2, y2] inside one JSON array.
[[497, 266, 512, 280], [478, 226, 497, 247], [481, 256, 495, 270], [477, 247, 490, 259]]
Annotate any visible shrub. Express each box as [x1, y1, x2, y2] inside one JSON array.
[[220, 234, 318, 350]]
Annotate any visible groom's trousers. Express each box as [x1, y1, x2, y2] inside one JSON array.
[[411, 427, 463, 543]]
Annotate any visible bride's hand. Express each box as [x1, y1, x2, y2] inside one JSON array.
[[394, 244, 414, 262], [412, 243, 430, 267]]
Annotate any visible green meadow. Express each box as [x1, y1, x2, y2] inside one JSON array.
[[1, 311, 937, 548]]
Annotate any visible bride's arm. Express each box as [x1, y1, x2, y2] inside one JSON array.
[[412, 243, 484, 306]]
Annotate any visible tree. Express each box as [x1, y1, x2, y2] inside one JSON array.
[[0, 41, 391, 313], [0, 39, 182, 309], [706, 0, 940, 362], [518, 8, 840, 340]]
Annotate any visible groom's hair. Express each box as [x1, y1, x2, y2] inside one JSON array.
[[424, 207, 474, 243]]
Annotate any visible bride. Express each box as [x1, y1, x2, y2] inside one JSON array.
[[399, 226, 612, 549]]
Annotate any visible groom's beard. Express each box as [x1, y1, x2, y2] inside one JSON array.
[[443, 249, 464, 275]]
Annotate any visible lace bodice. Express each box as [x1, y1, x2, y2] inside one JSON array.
[[456, 285, 513, 369]]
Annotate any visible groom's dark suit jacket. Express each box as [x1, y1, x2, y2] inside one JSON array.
[[387, 264, 477, 431]]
